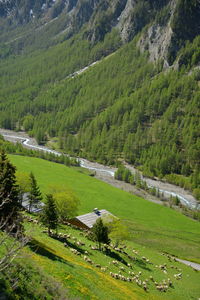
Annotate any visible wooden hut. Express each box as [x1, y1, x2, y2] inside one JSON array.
[[69, 208, 114, 230]]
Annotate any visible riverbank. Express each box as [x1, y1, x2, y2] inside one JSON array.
[[0, 128, 198, 210]]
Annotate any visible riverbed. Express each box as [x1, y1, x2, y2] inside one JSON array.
[[0, 128, 199, 210]]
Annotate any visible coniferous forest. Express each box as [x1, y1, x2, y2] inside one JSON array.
[[0, 0, 200, 198]]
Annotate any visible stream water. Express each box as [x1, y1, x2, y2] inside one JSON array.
[[0, 129, 199, 210]]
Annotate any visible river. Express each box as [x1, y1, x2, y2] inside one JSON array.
[[0, 128, 199, 210]]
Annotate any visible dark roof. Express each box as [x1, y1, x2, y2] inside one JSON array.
[[75, 209, 113, 228]]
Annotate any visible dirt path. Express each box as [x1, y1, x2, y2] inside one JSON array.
[[176, 258, 200, 271]]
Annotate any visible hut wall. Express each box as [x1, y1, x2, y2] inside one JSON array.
[[68, 218, 89, 230]]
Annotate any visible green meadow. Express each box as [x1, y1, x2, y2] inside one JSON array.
[[20, 220, 200, 300], [9, 155, 200, 263]]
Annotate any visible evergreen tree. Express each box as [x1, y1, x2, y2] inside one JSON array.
[[28, 172, 42, 213], [41, 194, 58, 236], [0, 150, 21, 232], [92, 218, 110, 250]]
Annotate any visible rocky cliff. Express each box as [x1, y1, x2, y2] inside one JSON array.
[[0, 0, 199, 66]]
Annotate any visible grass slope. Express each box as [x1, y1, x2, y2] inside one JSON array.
[[23, 218, 200, 300], [10, 155, 200, 263]]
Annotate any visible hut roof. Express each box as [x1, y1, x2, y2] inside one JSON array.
[[75, 209, 113, 229]]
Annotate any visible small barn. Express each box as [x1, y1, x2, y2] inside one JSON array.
[[69, 208, 114, 230]]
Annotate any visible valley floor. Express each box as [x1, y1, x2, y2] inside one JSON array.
[[0, 128, 198, 210]]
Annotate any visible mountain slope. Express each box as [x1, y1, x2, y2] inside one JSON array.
[[1, 0, 199, 62], [0, 0, 200, 197]]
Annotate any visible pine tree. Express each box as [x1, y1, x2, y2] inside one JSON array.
[[92, 218, 110, 250], [41, 194, 58, 236], [28, 172, 42, 213], [0, 150, 21, 232]]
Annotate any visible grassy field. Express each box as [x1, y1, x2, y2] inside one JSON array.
[[9, 155, 200, 263], [21, 218, 200, 300]]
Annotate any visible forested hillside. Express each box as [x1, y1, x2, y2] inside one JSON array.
[[0, 0, 200, 197]]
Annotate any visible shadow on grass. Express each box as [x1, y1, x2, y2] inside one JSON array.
[[134, 259, 152, 271], [50, 235, 86, 255], [63, 240, 86, 254], [28, 239, 74, 267], [102, 249, 127, 265], [101, 247, 152, 271]]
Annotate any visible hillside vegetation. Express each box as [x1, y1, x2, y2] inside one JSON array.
[[3, 215, 200, 300], [0, 2, 200, 198], [1, 154, 200, 299], [1, 1, 200, 298], [1, 35, 200, 197], [9, 155, 200, 263]]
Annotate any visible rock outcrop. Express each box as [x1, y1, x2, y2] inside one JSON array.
[[0, 0, 199, 66]]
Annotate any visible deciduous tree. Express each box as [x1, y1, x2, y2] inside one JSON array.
[[107, 218, 130, 247]]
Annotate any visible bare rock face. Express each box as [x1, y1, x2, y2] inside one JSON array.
[[1, 0, 199, 66], [117, 0, 137, 43], [86, 0, 128, 43], [137, 0, 176, 67], [138, 0, 200, 67], [138, 24, 172, 68]]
